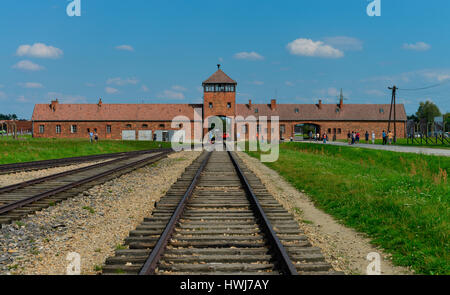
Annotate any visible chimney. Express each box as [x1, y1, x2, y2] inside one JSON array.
[[248, 99, 252, 109], [270, 99, 277, 110], [98, 98, 103, 107], [50, 99, 59, 111], [318, 99, 322, 109], [339, 88, 344, 109]]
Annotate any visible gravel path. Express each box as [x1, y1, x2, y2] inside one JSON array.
[[0, 160, 111, 188], [0, 151, 200, 275], [237, 152, 413, 275], [302, 140, 450, 157]]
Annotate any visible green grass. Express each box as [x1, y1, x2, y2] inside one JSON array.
[[0, 137, 171, 165], [246, 142, 449, 275], [82, 206, 95, 214]]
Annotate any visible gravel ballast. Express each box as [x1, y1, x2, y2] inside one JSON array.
[[0, 160, 110, 188], [0, 151, 200, 275]]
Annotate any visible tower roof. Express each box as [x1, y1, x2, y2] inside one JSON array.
[[202, 68, 237, 85]]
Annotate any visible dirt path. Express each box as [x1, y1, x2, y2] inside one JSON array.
[[238, 152, 413, 275]]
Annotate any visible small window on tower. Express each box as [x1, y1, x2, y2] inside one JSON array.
[[142, 124, 148, 128], [379, 108, 384, 113], [209, 102, 213, 109], [227, 102, 231, 108], [295, 108, 299, 113]]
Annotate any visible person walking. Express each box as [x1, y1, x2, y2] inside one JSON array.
[[94, 132, 99, 143], [388, 130, 393, 145], [347, 131, 351, 145], [89, 131, 94, 143], [371, 131, 376, 144], [382, 130, 386, 145], [323, 133, 327, 144], [356, 131, 360, 144], [365, 131, 369, 143], [351, 131, 355, 145]]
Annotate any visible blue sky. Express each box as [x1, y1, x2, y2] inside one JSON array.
[[1, 0, 449, 119]]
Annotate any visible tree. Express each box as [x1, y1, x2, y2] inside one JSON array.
[[407, 114, 419, 122], [415, 101, 441, 122]]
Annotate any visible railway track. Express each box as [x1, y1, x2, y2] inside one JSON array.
[[0, 150, 172, 224], [103, 150, 336, 275], [0, 148, 171, 175]]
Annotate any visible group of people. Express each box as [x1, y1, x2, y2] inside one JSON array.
[[382, 130, 394, 145], [89, 131, 99, 143], [347, 131, 377, 145]]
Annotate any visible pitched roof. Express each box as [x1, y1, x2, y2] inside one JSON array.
[[236, 103, 407, 121], [202, 69, 237, 85], [32, 103, 203, 121]]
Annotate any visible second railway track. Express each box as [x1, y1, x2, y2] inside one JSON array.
[[0, 150, 172, 224], [103, 150, 336, 275]]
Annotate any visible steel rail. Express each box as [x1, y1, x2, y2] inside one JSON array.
[[139, 151, 212, 275], [0, 148, 172, 174], [0, 156, 131, 195], [0, 151, 171, 215], [227, 151, 298, 275]]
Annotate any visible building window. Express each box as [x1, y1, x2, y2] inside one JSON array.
[[107, 125, 111, 133], [94, 128, 97, 133], [39, 125, 45, 134], [227, 102, 231, 108], [56, 125, 61, 134], [338, 128, 342, 134], [242, 125, 247, 134], [87, 128, 90, 133], [328, 128, 331, 133], [126, 124, 132, 128], [333, 128, 337, 134], [254, 108, 258, 113], [142, 124, 148, 128], [295, 108, 299, 113], [379, 108, 384, 113], [159, 124, 165, 128], [71, 125, 77, 133], [209, 102, 213, 109], [179, 123, 183, 128], [280, 125, 285, 134]]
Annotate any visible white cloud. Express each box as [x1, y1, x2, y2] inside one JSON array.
[[18, 82, 44, 89], [141, 85, 149, 92], [105, 87, 119, 94], [287, 38, 344, 58], [16, 43, 63, 59], [12, 60, 44, 71], [234, 51, 264, 60], [366, 89, 386, 97], [327, 87, 339, 96], [172, 85, 187, 91], [115, 45, 134, 52], [323, 36, 363, 51], [158, 90, 185, 100], [403, 42, 431, 51], [250, 81, 264, 86], [85, 83, 95, 87], [106, 77, 139, 86], [46, 92, 88, 103], [17, 95, 29, 103]]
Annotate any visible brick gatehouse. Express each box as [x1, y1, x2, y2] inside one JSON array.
[[31, 66, 407, 141]]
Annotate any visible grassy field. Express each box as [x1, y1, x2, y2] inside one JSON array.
[[0, 136, 171, 164], [246, 142, 449, 275]]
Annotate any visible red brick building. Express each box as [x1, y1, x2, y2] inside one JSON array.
[[31, 67, 407, 141]]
